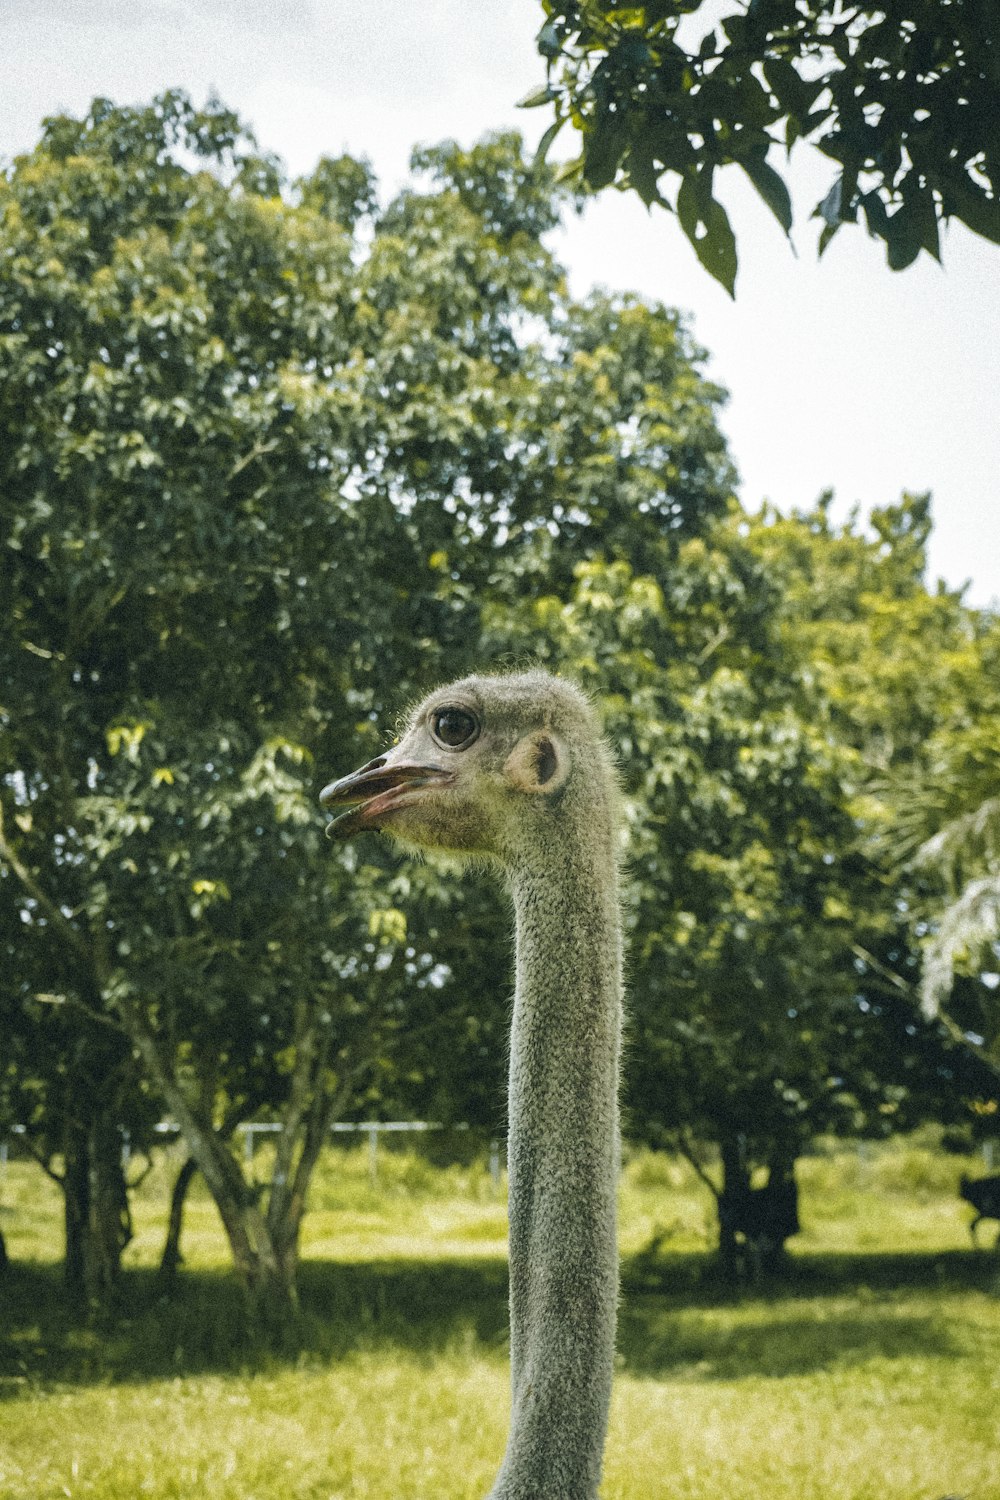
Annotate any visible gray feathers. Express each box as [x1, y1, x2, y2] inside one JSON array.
[[332, 671, 623, 1498]]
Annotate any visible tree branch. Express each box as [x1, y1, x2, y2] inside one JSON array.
[[0, 799, 91, 965], [11, 1130, 65, 1186], [671, 1126, 723, 1202]]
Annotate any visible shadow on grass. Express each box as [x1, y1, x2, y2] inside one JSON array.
[[1, 1247, 994, 1396]]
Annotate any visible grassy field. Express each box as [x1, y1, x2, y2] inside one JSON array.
[[2, 1132, 999, 1500]]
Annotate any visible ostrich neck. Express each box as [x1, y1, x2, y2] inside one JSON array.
[[490, 834, 622, 1500]]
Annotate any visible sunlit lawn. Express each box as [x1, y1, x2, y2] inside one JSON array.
[[2, 1134, 999, 1499]]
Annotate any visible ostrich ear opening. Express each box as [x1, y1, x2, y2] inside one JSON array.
[[503, 731, 570, 796]]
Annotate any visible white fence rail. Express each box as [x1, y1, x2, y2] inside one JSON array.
[[2, 1119, 505, 1186]]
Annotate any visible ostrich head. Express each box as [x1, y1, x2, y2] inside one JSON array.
[[320, 670, 613, 865]]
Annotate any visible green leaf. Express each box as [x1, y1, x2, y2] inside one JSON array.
[[698, 28, 718, 60], [763, 57, 820, 119], [537, 20, 561, 59], [554, 154, 585, 185], [518, 86, 557, 110], [677, 174, 738, 297], [886, 223, 922, 272], [535, 117, 565, 164], [644, 0, 688, 20], [628, 143, 664, 208], [859, 189, 889, 239], [728, 74, 776, 128], [583, 115, 628, 191], [830, 24, 851, 63], [676, 170, 700, 241], [943, 178, 1000, 246], [614, 34, 653, 70], [817, 220, 841, 257], [742, 155, 792, 235], [814, 178, 842, 229], [722, 13, 746, 46], [901, 185, 941, 263]]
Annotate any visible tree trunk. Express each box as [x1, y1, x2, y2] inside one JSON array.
[[139, 1085, 302, 1330], [87, 1112, 133, 1300], [159, 1147, 301, 1334], [62, 1107, 132, 1302], [757, 1146, 800, 1275], [63, 1116, 90, 1297], [243, 1241, 301, 1342], [716, 1135, 801, 1283], [158, 1155, 199, 1282], [717, 1132, 750, 1282], [120, 1003, 360, 1336], [172, 1139, 302, 1331]]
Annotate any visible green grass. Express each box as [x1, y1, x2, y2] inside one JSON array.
[[2, 1133, 999, 1499]]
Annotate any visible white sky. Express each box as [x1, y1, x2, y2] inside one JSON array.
[[3, 0, 998, 605]]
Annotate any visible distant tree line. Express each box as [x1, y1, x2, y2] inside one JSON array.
[[1, 94, 997, 1315]]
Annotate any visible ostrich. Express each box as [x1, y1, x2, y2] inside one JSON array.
[[321, 671, 623, 1500]]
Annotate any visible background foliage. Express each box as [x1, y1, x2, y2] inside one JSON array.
[[1, 92, 997, 1312]]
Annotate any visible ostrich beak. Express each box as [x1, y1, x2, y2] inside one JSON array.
[[320, 754, 453, 840]]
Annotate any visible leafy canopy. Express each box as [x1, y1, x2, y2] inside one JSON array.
[[0, 92, 738, 1294]]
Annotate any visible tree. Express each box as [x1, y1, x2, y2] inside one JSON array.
[[740, 491, 1000, 1096], [482, 504, 988, 1272], [481, 543, 835, 1226], [0, 93, 485, 1316], [0, 92, 386, 1315], [527, 0, 1000, 292], [0, 97, 737, 1313]]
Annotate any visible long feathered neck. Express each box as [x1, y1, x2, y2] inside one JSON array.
[[489, 794, 623, 1500]]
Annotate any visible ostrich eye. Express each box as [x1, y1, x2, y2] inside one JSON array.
[[431, 706, 479, 749]]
